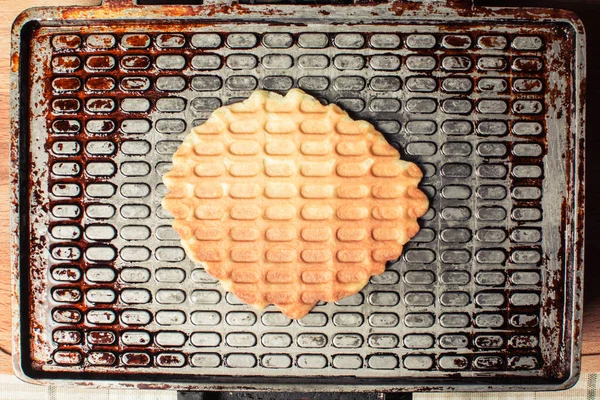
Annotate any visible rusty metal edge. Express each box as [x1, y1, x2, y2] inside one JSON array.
[[3, 2, 594, 25], [8, 1, 587, 392], [10, 6, 29, 387], [556, 8, 587, 393]]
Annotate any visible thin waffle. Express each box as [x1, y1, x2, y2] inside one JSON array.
[[162, 89, 428, 319]]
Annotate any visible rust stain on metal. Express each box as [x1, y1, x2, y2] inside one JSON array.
[[390, 0, 421, 14], [11, 53, 19, 73], [54, 34, 82, 48]]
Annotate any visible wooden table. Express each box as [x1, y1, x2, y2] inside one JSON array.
[[0, 0, 597, 377]]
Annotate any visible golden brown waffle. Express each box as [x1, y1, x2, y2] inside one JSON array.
[[162, 89, 428, 319]]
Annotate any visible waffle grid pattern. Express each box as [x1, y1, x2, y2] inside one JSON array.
[[162, 89, 427, 318], [39, 25, 550, 375]]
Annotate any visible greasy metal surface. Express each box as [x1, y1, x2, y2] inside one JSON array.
[[10, 0, 585, 392]]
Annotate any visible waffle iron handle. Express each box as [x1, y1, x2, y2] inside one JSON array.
[[214, 0, 473, 5], [177, 392, 415, 400], [100, 0, 473, 8]]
